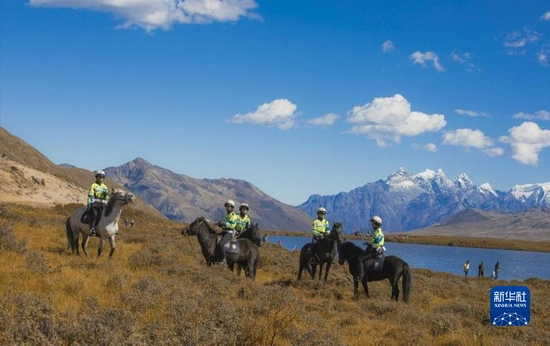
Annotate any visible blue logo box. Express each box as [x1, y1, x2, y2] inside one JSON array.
[[490, 286, 530, 326]]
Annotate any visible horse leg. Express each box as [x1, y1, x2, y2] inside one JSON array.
[[324, 262, 331, 282], [353, 278, 360, 299], [297, 262, 304, 280], [361, 281, 370, 298], [97, 237, 105, 258], [318, 263, 324, 280], [81, 234, 90, 257], [107, 236, 116, 259]]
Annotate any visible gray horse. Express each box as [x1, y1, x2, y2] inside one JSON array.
[[66, 189, 134, 259]]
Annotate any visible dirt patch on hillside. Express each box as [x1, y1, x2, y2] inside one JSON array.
[[0, 158, 86, 206]]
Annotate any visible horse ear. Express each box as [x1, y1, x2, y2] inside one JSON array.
[[111, 187, 115, 194]]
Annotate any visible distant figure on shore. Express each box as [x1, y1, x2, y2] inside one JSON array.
[[490, 270, 496, 279], [278, 240, 283, 247], [478, 261, 485, 277], [494, 261, 500, 279], [130, 219, 135, 227], [76, 194, 80, 204], [463, 260, 470, 276], [125, 218, 129, 227]]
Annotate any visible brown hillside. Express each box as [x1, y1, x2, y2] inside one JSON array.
[[0, 127, 163, 217]]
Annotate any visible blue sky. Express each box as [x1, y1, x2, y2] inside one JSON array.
[[1, 0, 549, 206]]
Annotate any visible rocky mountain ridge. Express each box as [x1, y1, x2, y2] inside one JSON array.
[[297, 167, 549, 232], [104, 158, 312, 231]]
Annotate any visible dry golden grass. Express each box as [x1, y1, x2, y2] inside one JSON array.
[[1, 202, 549, 345]]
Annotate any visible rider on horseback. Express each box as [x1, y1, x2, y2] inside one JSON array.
[[87, 170, 110, 237], [217, 200, 238, 265], [235, 203, 251, 237], [310, 207, 330, 260], [356, 216, 385, 281]]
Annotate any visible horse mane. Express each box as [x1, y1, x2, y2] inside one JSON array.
[[199, 216, 218, 235], [104, 195, 116, 217], [339, 241, 364, 260]]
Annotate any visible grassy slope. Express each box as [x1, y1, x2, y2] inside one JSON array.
[[1, 203, 549, 345]]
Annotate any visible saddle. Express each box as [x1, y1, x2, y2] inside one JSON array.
[[216, 234, 241, 254], [365, 253, 385, 273], [80, 209, 102, 226]]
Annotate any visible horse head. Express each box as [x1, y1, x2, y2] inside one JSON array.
[[182, 216, 217, 236], [337, 241, 363, 265], [243, 223, 263, 246], [110, 188, 135, 205], [327, 222, 343, 242]]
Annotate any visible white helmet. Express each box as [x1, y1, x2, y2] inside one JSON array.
[[224, 200, 236, 208], [317, 207, 327, 214], [94, 170, 105, 177], [239, 203, 250, 211], [370, 216, 382, 225]]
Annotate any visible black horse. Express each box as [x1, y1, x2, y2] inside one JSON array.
[[337, 241, 411, 303], [297, 222, 343, 282], [182, 217, 260, 279], [237, 222, 264, 247]]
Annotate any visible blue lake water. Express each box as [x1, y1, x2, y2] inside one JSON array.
[[266, 235, 550, 281]]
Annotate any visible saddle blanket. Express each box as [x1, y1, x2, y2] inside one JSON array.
[[226, 240, 241, 254], [366, 255, 384, 273]]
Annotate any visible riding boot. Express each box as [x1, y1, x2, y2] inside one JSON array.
[[88, 210, 96, 236]]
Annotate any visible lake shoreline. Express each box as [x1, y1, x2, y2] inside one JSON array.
[[262, 231, 550, 253]]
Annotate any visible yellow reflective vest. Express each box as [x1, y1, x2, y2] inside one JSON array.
[[311, 218, 330, 238], [87, 182, 109, 204], [235, 214, 251, 234], [221, 211, 237, 231], [371, 227, 385, 249]]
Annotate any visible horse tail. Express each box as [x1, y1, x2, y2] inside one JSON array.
[[402, 261, 412, 303], [66, 217, 76, 252]]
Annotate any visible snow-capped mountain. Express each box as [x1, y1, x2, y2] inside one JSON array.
[[297, 167, 549, 232]]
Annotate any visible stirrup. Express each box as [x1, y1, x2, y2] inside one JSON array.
[[89, 228, 96, 236]]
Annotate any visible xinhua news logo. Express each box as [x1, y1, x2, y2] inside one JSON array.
[[490, 286, 530, 327]]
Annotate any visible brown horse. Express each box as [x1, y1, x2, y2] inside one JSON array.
[[337, 241, 411, 302], [297, 222, 343, 282], [182, 217, 260, 279]]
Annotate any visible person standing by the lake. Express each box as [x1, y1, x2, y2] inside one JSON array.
[[494, 261, 500, 279], [478, 261, 485, 277], [463, 260, 470, 276]]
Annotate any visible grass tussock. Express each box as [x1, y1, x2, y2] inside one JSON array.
[[0, 202, 549, 345]]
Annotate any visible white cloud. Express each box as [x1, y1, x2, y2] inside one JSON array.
[[230, 99, 297, 130], [29, 0, 260, 31], [455, 109, 490, 117], [482, 147, 504, 157], [500, 121, 550, 165], [381, 40, 395, 53], [409, 51, 445, 72], [503, 28, 541, 56], [541, 12, 550, 20], [513, 110, 550, 121], [306, 113, 340, 126], [412, 142, 438, 152], [346, 94, 446, 147], [538, 44, 550, 66], [450, 52, 478, 72], [442, 128, 493, 149]]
